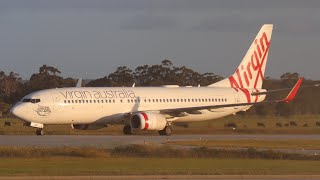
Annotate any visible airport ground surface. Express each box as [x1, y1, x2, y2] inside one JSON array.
[[1, 175, 320, 180], [1, 135, 320, 178], [1, 134, 320, 155], [1, 116, 320, 178]]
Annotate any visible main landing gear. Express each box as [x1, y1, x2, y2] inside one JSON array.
[[36, 128, 45, 136], [123, 124, 132, 135], [158, 126, 172, 136]]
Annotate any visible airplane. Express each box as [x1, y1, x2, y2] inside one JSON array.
[[10, 24, 305, 136]]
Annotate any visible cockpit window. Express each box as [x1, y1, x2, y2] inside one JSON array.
[[22, 98, 41, 103]]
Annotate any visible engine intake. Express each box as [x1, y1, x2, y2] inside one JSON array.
[[130, 112, 167, 131]]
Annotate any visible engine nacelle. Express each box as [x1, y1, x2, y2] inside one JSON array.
[[71, 123, 106, 130], [130, 112, 167, 131]]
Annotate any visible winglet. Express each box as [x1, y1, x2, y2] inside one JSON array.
[[76, 78, 82, 87], [279, 77, 304, 103]]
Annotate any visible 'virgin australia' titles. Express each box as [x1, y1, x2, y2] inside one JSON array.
[[60, 89, 136, 100]]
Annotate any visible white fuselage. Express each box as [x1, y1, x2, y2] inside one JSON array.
[[11, 86, 265, 125]]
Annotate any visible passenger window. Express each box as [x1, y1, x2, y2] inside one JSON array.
[[22, 99, 31, 103], [120, 100, 123, 103], [159, 99, 162, 103], [177, 99, 179, 102], [64, 100, 67, 104], [113, 100, 115, 103], [68, 100, 71, 103], [109, 100, 112, 103]]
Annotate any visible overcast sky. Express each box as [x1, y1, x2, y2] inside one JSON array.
[[1, 0, 320, 80]]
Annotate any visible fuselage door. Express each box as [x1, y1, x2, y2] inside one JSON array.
[[233, 89, 240, 103], [51, 93, 61, 112]]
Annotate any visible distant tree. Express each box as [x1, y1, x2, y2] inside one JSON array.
[[280, 72, 300, 87], [0, 71, 25, 103], [275, 102, 294, 117], [108, 66, 135, 87], [86, 77, 114, 87], [26, 65, 76, 92]]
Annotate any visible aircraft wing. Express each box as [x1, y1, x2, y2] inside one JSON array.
[[160, 78, 304, 115]]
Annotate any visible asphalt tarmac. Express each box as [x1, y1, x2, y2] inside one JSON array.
[[0, 134, 320, 155]]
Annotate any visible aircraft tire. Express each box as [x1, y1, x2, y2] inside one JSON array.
[[36, 128, 45, 136], [159, 126, 172, 136], [123, 124, 132, 135]]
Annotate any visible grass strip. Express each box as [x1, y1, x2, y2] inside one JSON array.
[[0, 144, 319, 160], [1, 158, 320, 176], [167, 139, 320, 150]]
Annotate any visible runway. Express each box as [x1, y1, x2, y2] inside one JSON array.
[[1, 134, 320, 147], [0, 134, 320, 155]]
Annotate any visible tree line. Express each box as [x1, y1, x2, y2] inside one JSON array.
[[0, 60, 319, 117]]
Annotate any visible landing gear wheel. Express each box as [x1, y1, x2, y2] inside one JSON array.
[[123, 125, 132, 135], [158, 126, 172, 136], [36, 128, 45, 136]]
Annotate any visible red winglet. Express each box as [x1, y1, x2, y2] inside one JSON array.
[[279, 77, 304, 103]]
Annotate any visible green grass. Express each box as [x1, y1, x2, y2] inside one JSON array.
[[1, 158, 320, 176], [167, 139, 320, 150], [0, 145, 319, 176], [1, 114, 320, 135], [0, 144, 318, 160]]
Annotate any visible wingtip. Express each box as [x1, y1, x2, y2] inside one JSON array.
[[281, 77, 304, 103]]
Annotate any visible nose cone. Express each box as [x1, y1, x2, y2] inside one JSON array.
[[10, 104, 25, 120]]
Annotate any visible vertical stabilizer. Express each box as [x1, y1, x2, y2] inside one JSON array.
[[209, 24, 273, 89]]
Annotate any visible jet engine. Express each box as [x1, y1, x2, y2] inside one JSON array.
[[130, 112, 167, 131], [71, 123, 106, 130]]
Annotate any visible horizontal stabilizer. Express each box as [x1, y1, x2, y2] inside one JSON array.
[[251, 80, 318, 96]]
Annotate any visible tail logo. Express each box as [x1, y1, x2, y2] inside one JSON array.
[[229, 32, 270, 102]]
